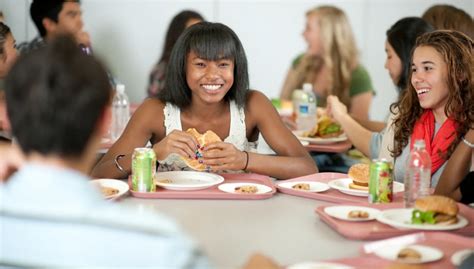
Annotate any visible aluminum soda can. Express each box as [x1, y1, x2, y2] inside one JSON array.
[[131, 147, 156, 192], [368, 159, 393, 203]]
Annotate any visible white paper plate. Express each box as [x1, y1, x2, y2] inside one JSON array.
[[287, 262, 353, 269], [155, 171, 224, 191], [293, 131, 348, 145], [328, 178, 404, 197], [451, 248, 474, 266], [374, 244, 443, 264], [376, 208, 469, 231], [278, 181, 329, 193], [324, 206, 381, 221], [90, 179, 129, 200], [218, 182, 272, 194]]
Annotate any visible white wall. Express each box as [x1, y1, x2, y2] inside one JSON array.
[[2, 0, 473, 121]]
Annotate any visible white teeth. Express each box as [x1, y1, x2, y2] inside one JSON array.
[[202, 84, 221, 91], [416, 88, 429, 95]]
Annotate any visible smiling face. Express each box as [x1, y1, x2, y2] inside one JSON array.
[[384, 40, 402, 85], [303, 14, 322, 55], [411, 46, 449, 117], [186, 50, 234, 104]]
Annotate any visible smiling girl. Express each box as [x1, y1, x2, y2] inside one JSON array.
[[92, 22, 317, 179], [391, 30, 473, 187]]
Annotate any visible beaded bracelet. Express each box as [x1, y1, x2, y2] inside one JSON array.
[[243, 151, 249, 171], [462, 136, 474, 148]]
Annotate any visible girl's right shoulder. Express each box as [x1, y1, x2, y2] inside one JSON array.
[[133, 98, 166, 118]]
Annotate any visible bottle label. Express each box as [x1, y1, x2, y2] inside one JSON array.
[[299, 104, 309, 114]]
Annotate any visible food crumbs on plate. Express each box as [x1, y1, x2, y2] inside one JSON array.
[[101, 186, 119, 197], [397, 247, 422, 262], [347, 210, 369, 219], [234, 185, 258, 194], [292, 183, 310, 191]]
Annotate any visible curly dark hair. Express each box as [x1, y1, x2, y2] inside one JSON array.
[[391, 30, 474, 158]]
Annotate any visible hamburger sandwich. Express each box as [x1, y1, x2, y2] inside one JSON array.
[[302, 115, 343, 138], [316, 115, 343, 138], [181, 128, 222, 171], [412, 195, 459, 225], [348, 163, 370, 191]]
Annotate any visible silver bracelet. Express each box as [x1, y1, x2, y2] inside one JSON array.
[[114, 154, 128, 175], [462, 137, 474, 148]]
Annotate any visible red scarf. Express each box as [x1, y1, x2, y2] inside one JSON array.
[[411, 110, 457, 175]]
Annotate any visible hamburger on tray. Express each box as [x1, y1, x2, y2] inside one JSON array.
[[302, 115, 343, 138], [412, 195, 459, 225], [348, 163, 370, 191]]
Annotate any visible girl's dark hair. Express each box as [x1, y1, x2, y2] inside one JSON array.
[[386, 17, 434, 92], [0, 22, 12, 57], [159, 10, 204, 64], [158, 22, 249, 108], [391, 30, 474, 158]]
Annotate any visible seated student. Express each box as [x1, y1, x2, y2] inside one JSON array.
[[92, 22, 317, 180], [327, 17, 434, 161], [0, 22, 18, 140], [17, 0, 89, 54], [147, 10, 204, 97], [435, 129, 474, 204], [0, 35, 211, 268], [387, 30, 473, 187], [279, 5, 374, 121]]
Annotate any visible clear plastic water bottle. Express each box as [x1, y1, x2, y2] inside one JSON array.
[[296, 83, 317, 131], [403, 139, 431, 208], [111, 84, 130, 140]]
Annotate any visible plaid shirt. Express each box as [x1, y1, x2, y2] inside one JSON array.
[[17, 36, 46, 55]]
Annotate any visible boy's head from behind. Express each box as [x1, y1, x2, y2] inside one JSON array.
[[5, 35, 112, 158], [160, 22, 249, 108]]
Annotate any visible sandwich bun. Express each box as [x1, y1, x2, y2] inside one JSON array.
[[181, 128, 222, 171], [414, 195, 459, 225], [348, 163, 369, 191]]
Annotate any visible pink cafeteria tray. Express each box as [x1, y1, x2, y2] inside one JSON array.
[[315, 202, 474, 240], [277, 172, 404, 204], [325, 232, 474, 269], [129, 173, 276, 200], [305, 140, 352, 153]]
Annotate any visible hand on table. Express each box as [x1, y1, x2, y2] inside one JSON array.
[[201, 141, 248, 172], [152, 130, 198, 160]]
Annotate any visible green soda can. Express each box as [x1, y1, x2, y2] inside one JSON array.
[[132, 147, 156, 192], [368, 159, 393, 203]]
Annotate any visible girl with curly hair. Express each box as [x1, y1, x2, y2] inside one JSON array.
[[391, 30, 473, 187]]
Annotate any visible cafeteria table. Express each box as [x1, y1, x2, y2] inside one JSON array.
[[119, 192, 363, 268]]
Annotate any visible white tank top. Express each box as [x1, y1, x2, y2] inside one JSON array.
[[158, 101, 258, 172]]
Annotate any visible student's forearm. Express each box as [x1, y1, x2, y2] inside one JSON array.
[[91, 153, 132, 179], [337, 113, 372, 157], [245, 153, 318, 180], [352, 115, 386, 132], [435, 131, 473, 199]]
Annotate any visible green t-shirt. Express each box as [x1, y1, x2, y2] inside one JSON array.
[[291, 54, 375, 97]]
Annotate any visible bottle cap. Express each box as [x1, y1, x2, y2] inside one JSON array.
[[414, 139, 426, 149], [116, 84, 125, 94], [302, 83, 312, 93]]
